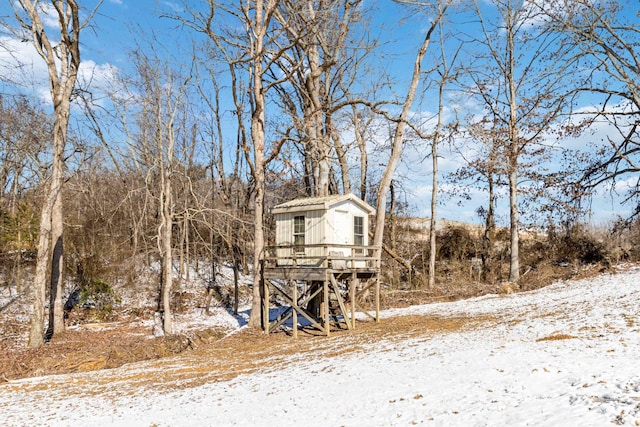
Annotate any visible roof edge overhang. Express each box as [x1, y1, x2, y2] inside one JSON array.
[[271, 193, 375, 215]]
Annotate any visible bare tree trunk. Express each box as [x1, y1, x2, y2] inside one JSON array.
[[482, 166, 496, 281], [507, 13, 520, 283], [372, 3, 449, 250], [247, 0, 275, 329], [12, 0, 92, 347], [428, 139, 438, 289], [389, 181, 397, 252], [14, 222, 23, 294], [305, 37, 330, 197], [352, 106, 372, 201], [160, 178, 173, 334], [428, 37, 454, 289], [184, 211, 190, 282], [29, 193, 53, 347], [249, 170, 265, 328], [330, 123, 351, 194], [32, 118, 67, 345], [508, 164, 519, 282], [469, 0, 568, 282], [47, 188, 64, 338], [304, 144, 315, 196]]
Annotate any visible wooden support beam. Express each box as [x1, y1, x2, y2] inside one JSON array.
[[270, 307, 294, 330], [261, 244, 380, 335], [267, 279, 325, 332], [375, 277, 380, 323], [292, 281, 298, 339], [323, 278, 330, 337], [351, 278, 381, 322], [351, 273, 358, 329], [355, 278, 376, 299]]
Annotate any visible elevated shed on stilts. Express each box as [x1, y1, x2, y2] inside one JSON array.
[[261, 193, 381, 337]]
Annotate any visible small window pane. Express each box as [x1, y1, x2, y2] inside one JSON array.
[[354, 216, 364, 248], [294, 216, 305, 250]]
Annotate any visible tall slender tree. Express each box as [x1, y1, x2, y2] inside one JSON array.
[[5, 0, 102, 347], [469, 0, 574, 282], [175, 0, 285, 328], [427, 21, 462, 288], [372, 0, 451, 254]]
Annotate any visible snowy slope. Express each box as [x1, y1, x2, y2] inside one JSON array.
[[1, 266, 639, 426]]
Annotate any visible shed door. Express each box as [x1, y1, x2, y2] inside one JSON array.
[[334, 210, 350, 245]]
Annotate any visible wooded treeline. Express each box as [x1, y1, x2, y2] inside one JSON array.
[[1, 0, 639, 347]]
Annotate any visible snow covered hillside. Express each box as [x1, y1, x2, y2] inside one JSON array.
[[1, 266, 639, 426]]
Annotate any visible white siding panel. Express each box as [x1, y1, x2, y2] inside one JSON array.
[[275, 213, 292, 265], [306, 210, 324, 265]]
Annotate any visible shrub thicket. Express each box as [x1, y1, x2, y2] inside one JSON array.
[[384, 217, 640, 303]]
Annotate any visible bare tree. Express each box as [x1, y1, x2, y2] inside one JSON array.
[[468, 0, 574, 282], [4, 0, 101, 347], [372, 0, 451, 254], [0, 96, 46, 211], [533, 0, 640, 219], [184, 0, 285, 327], [449, 117, 505, 281], [271, 0, 375, 197], [351, 104, 376, 201], [130, 50, 193, 335], [426, 22, 462, 288], [175, 0, 287, 328], [0, 94, 48, 294]]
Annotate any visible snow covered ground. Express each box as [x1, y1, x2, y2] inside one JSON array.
[[1, 266, 639, 426]]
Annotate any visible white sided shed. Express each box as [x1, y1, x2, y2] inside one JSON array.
[[271, 193, 375, 267]]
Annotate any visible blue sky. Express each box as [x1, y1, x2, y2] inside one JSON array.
[[0, 0, 635, 226]]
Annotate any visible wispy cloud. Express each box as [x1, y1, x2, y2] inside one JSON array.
[[0, 35, 119, 106]]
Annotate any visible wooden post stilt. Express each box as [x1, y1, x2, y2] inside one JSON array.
[[292, 280, 298, 339], [375, 277, 380, 323], [261, 261, 270, 334], [323, 277, 330, 337], [351, 274, 358, 329], [262, 241, 381, 335]]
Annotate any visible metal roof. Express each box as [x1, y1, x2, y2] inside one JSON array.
[[271, 193, 375, 215]]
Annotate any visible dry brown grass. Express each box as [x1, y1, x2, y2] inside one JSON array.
[[0, 312, 486, 389], [380, 261, 607, 309], [535, 333, 578, 342], [0, 323, 228, 383]]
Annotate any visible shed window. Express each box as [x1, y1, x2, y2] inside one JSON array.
[[354, 216, 364, 252], [293, 215, 305, 253]]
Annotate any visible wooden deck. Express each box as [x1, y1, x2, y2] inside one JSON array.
[[263, 266, 379, 282]]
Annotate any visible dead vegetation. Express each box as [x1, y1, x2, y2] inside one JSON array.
[[382, 220, 637, 302], [0, 322, 229, 383], [0, 312, 483, 390], [536, 333, 578, 342]]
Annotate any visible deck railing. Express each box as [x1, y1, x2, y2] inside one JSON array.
[[264, 244, 381, 270]]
